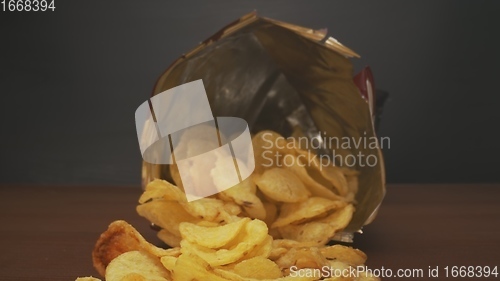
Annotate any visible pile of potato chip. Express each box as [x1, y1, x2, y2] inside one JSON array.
[[80, 219, 378, 281], [140, 130, 359, 246], [76, 130, 380, 280]]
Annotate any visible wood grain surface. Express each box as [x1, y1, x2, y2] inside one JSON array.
[[0, 184, 499, 281]]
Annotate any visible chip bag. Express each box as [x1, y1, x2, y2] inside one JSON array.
[[141, 12, 385, 241]]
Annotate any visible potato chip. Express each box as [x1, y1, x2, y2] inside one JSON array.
[[269, 247, 288, 261], [324, 259, 381, 281], [105, 251, 170, 281], [181, 219, 269, 266], [276, 247, 328, 272], [92, 220, 180, 277], [120, 273, 147, 281], [293, 148, 322, 166], [271, 239, 319, 249], [252, 131, 288, 174], [217, 177, 266, 220], [239, 235, 273, 260], [171, 253, 229, 281], [317, 204, 355, 232], [180, 197, 241, 222], [182, 151, 219, 197], [137, 200, 199, 237], [291, 149, 345, 197], [269, 239, 318, 261], [318, 165, 349, 197], [254, 168, 310, 203], [173, 124, 222, 160], [323, 259, 354, 281], [139, 179, 187, 203], [179, 218, 250, 248], [262, 202, 277, 227], [159, 255, 177, 272], [235, 257, 282, 279], [278, 222, 335, 245], [338, 165, 357, 175], [75, 277, 101, 281], [320, 245, 367, 266], [272, 197, 346, 228], [287, 156, 347, 202], [196, 220, 222, 227], [345, 175, 358, 200]]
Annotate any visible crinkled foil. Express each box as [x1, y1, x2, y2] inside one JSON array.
[[142, 12, 386, 239]]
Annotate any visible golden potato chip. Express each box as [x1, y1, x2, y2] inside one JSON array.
[[159, 255, 177, 272], [262, 202, 277, 227], [180, 197, 241, 222], [213, 268, 257, 281], [278, 222, 336, 245], [269, 247, 288, 261], [181, 219, 269, 266], [179, 237, 256, 267], [320, 245, 367, 266], [224, 202, 243, 217], [293, 148, 322, 167], [340, 166, 360, 177], [317, 204, 355, 232], [254, 168, 310, 203], [318, 165, 349, 197], [139, 179, 187, 203], [105, 251, 170, 281], [272, 197, 346, 228], [75, 277, 101, 281], [323, 260, 354, 281], [269, 239, 318, 261], [217, 177, 266, 220], [136, 200, 200, 237], [276, 247, 328, 272], [173, 124, 222, 160], [324, 260, 381, 281], [272, 239, 319, 249], [179, 218, 250, 248], [262, 202, 281, 239], [345, 175, 358, 201], [196, 220, 222, 227], [157, 228, 182, 248], [234, 256, 282, 279], [120, 273, 147, 281], [182, 152, 219, 197], [288, 156, 346, 202], [171, 253, 229, 281], [239, 235, 273, 260], [92, 220, 180, 277], [252, 130, 288, 174]]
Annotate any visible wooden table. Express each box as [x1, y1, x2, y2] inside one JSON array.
[[1, 184, 499, 281]]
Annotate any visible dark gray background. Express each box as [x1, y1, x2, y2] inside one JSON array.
[[1, 0, 499, 185]]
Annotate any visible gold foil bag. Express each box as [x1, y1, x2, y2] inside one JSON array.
[[142, 12, 385, 240]]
